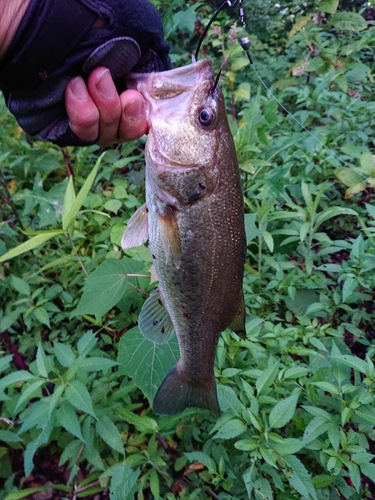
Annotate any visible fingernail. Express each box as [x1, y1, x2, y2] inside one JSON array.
[[96, 68, 116, 99], [69, 77, 89, 100], [124, 98, 144, 121]]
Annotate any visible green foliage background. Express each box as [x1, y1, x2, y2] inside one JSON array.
[[1, 0, 375, 498]]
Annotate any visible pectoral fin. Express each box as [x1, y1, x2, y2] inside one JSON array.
[[228, 291, 246, 337], [158, 205, 181, 269], [139, 288, 175, 344], [121, 203, 149, 250]]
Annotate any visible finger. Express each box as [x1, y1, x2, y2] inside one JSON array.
[[119, 90, 147, 142], [65, 76, 99, 142], [87, 67, 122, 147]]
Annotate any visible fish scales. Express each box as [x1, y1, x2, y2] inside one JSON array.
[[123, 59, 245, 414]]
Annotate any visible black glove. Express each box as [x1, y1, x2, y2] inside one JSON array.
[[0, 0, 171, 146]]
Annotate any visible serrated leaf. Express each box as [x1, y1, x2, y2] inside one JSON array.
[[116, 407, 158, 434], [0, 354, 13, 373], [54, 342, 76, 367], [0, 430, 23, 443], [36, 343, 49, 378], [14, 380, 46, 415], [269, 392, 299, 429], [109, 463, 140, 500], [311, 381, 339, 395], [212, 418, 247, 440], [303, 416, 329, 444], [256, 361, 279, 395], [57, 402, 84, 441], [79, 357, 118, 372], [0, 370, 37, 401], [217, 385, 243, 413], [10, 276, 30, 296], [117, 326, 179, 402], [96, 415, 124, 454], [184, 451, 217, 472], [274, 438, 304, 455], [77, 330, 98, 356], [284, 454, 317, 500], [65, 380, 96, 418]]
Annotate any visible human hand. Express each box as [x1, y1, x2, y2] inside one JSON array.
[[66, 67, 147, 147]]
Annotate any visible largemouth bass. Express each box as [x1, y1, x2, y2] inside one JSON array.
[[122, 59, 245, 415]]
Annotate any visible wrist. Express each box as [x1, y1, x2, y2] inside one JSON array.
[[0, 0, 31, 59]]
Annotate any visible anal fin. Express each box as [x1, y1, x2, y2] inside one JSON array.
[[139, 288, 175, 344]]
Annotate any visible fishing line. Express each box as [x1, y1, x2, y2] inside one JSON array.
[[196, 0, 354, 170], [239, 38, 354, 169]]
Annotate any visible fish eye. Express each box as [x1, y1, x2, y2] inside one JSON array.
[[198, 106, 215, 127]]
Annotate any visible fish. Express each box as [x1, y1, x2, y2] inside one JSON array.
[[122, 58, 246, 415]]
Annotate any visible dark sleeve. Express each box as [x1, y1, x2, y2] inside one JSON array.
[[0, 0, 171, 146]]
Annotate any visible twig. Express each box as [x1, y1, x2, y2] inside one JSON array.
[[60, 147, 73, 177]]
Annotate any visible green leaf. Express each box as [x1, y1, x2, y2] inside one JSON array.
[[104, 199, 122, 214], [57, 402, 84, 441], [36, 343, 49, 378], [118, 326, 180, 402], [269, 392, 299, 429], [360, 152, 374, 175], [319, 0, 338, 14], [0, 430, 23, 443], [33, 307, 50, 328], [335, 167, 363, 187], [0, 370, 37, 401], [77, 330, 98, 356], [96, 415, 124, 454], [63, 153, 104, 229], [65, 380, 96, 418], [54, 342, 76, 367], [312, 474, 335, 488], [184, 451, 217, 472], [73, 258, 145, 319], [109, 463, 140, 500], [217, 385, 243, 413], [10, 276, 30, 296], [273, 438, 304, 455], [284, 454, 317, 500], [256, 361, 279, 395], [0, 230, 66, 263], [303, 416, 329, 444], [14, 380, 46, 415], [4, 485, 70, 500], [116, 407, 158, 434], [331, 12, 367, 31], [212, 418, 247, 440], [79, 357, 118, 372], [62, 176, 76, 230]]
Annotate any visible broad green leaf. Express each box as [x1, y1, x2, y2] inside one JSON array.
[[212, 418, 247, 440], [116, 407, 158, 434], [36, 343, 49, 378], [245, 213, 260, 243], [235, 439, 258, 451], [73, 258, 145, 319], [0, 430, 23, 443], [104, 199, 122, 214], [118, 326, 179, 402], [57, 402, 84, 441], [109, 463, 140, 500], [184, 451, 217, 472], [0, 370, 37, 400], [312, 474, 335, 488], [14, 380, 46, 415], [303, 416, 329, 444], [77, 330, 98, 356], [256, 361, 279, 395], [259, 445, 278, 468], [217, 385, 243, 413], [284, 454, 317, 500], [10, 276, 30, 296], [54, 342, 76, 367], [331, 353, 370, 376], [33, 307, 50, 328], [354, 406, 375, 425], [311, 381, 339, 395], [96, 415, 124, 454], [331, 12, 367, 31], [269, 392, 299, 429], [79, 357, 118, 372], [360, 152, 374, 175], [347, 462, 361, 492], [319, 0, 338, 14], [0, 354, 13, 373], [335, 167, 363, 187], [273, 438, 304, 455], [360, 462, 375, 481], [65, 380, 96, 419], [0, 230, 66, 263]]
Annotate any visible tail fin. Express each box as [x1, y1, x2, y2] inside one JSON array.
[[153, 364, 219, 415]]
